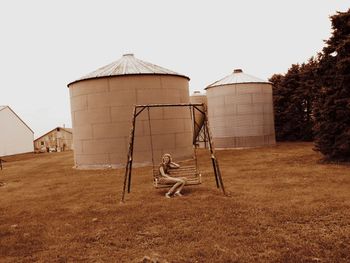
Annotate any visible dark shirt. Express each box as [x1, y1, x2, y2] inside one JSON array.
[[159, 163, 170, 176]]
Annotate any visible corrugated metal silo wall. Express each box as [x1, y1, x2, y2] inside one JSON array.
[[206, 83, 276, 148], [69, 75, 193, 168], [189, 94, 207, 142]]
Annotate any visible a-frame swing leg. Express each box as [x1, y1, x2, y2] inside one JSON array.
[[121, 107, 137, 202], [214, 157, 226, 195], [204, 116, 226, 195], [205, 120, 219, 188]]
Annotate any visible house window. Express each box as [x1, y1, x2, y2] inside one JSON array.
[[40, 141, 44, 146]]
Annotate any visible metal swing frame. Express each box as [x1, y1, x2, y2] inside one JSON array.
[[120, 103, 226, 202]]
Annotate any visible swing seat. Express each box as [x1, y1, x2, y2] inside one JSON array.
[[153, 165, 202, 188]]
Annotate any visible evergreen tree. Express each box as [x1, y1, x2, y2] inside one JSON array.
[[270, 73, 286, 141], [283, 64, 305, 140], [270, 63, 315, 141], [298, 57, 319, 141], [314, 9, 350, 161]]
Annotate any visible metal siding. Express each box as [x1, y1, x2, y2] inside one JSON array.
[[68, 54, 189, 86], [207, 82, 276, 149], [206, 70, 271, 89], [70, 74, 193, 169], [0, 107, 34, 156]]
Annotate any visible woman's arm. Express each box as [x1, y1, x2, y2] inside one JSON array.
[[169, 162, 180, 169]]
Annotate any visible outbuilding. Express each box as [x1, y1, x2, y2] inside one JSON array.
[[34, 127, 73, 152], [0, 106, 34, 156]]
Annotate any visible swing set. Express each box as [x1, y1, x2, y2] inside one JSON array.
[[121, 103, 226, 202]]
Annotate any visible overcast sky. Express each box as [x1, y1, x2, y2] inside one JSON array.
[[0, 0, 348, 138]]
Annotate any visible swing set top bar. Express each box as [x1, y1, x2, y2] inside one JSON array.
[[134, 103, 204, 108], [134, 103, 206, 117]]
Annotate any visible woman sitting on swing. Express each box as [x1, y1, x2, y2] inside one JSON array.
[[159, 153, 187, 198]]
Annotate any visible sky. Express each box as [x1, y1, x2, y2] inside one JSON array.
[[0, 0, 348, 138]]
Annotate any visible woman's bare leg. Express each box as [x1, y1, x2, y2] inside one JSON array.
[[176, 177, 187, 193], [163, 177, 183, 196], [176, 181, 185, 194], [169, 181, 183, 195], [174, 177, 187, 195]]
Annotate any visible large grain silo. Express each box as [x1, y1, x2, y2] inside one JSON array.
[[68, 54, 193, 169], [205, 69, 275, 148]]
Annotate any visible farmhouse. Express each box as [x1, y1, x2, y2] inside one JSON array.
[[34, 127, 73, 152], [0, 106, 34, 156]]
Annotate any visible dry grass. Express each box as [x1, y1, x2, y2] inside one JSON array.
[[0, 143, 349, 262]]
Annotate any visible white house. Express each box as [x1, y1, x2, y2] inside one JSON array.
[[0, 106, 34, 156]]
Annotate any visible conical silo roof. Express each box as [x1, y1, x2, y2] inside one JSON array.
[[68, 53, 189, 86], [206, 69, 270, 89]]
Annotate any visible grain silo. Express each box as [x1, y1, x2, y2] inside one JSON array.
[[68, 54, 193, 168], [205, 69, 275, 148]]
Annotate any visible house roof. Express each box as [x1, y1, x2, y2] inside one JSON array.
[[0, 106, 34, 133], [34, 127, 72, 141], [62, 128, 72, 133], [68, 53, 189, 86], [206, 69, 271, 89]]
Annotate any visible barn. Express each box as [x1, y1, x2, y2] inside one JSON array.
[[0, 106, 34, 156], [34, 127, 73, 153]]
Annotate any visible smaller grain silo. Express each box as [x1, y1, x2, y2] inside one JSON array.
[[205, 69, 275, 148], [189, 91, 207, 144]]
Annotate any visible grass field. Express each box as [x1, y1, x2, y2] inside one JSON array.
[[0, 143, 349, 262]]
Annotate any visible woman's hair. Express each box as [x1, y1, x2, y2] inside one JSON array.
[[162, 153, 172, 164]]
